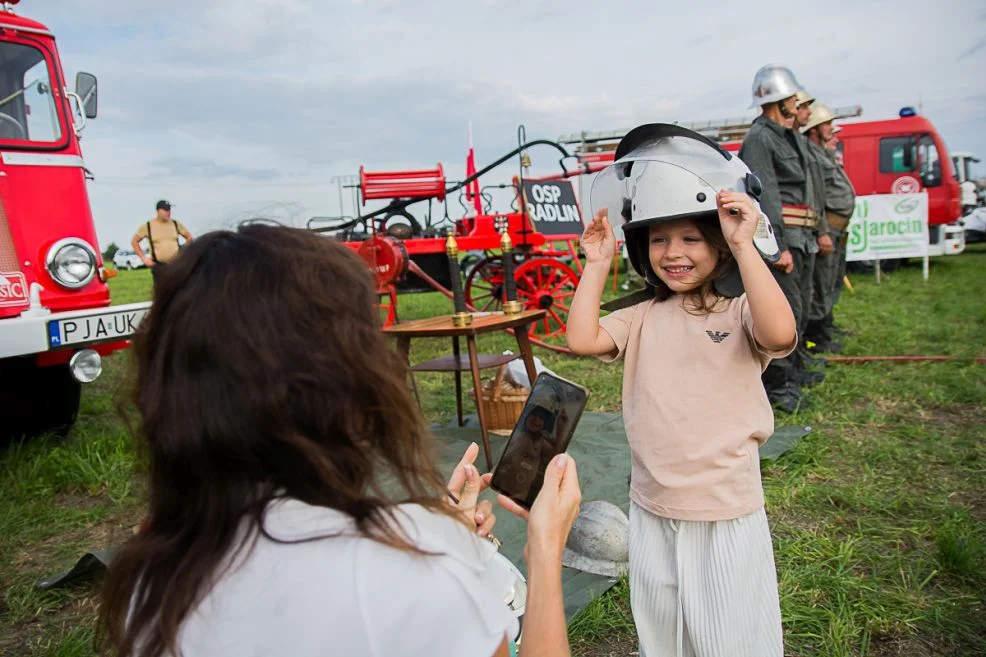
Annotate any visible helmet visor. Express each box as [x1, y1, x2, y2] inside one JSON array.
[[590, 148, 779, 262]]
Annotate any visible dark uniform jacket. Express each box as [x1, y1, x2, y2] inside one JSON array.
[[803, 136, 830, 235], [822, 147, 857, 228], [739, 115, 817, 253]]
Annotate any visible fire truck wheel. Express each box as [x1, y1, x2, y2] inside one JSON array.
[[0, 361, 81, 443], [513, 258, 579, 339], [464, 256, 505, 312], [878, 258, 906, 273]]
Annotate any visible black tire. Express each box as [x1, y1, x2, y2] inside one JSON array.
[[879, 258, 906, 273], [381, 210, 422, 239], [0, 360, 81, 443]]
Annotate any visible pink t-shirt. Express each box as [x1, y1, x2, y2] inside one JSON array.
[[599, 293, 795, 521]]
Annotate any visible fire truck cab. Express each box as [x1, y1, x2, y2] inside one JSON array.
[[0, 1, 150, 440], [836, 109, 965, 257]]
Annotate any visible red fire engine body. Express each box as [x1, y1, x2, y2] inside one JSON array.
[[0, 2, 149, 439]]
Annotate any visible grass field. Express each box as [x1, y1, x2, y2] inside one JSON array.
[[2, 248, 985, 656]]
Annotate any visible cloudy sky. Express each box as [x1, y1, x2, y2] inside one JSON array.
[[26, 0, 986, 248]]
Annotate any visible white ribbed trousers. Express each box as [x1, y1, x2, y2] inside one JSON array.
[[628, 502, 784, 657]]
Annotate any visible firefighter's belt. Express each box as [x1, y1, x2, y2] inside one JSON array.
[[827, 211, 850, 232], [782, 205, 817, 228]]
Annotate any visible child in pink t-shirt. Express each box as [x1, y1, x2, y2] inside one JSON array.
[[567, 124, 797, 657]]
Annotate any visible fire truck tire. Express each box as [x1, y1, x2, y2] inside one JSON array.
[[878, 258, 906, 273], [0, 361, 81, 442]]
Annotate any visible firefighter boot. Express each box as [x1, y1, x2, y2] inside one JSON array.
[[762, 360, 805, 414], [792, 346, 825, 386], [806, 319, 842, 354]]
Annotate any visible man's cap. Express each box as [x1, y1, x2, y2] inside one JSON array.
[[156, 200, 172, 211]]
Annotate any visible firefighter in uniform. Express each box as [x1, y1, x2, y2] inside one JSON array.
[[803, 102, 856, 348], [738, 65, 817, 412], [794, 91, 834, 360]]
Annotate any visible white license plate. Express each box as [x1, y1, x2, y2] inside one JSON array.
[[47, 308, 149, 348]]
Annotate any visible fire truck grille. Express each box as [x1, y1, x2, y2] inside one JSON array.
[[0, 197, 20, 273]]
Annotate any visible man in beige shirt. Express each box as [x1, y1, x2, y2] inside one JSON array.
[[131, 200, 193, 278]]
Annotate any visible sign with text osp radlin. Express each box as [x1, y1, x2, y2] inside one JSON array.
[[846, 193, 929, 261], [520, 180, 585, 237]]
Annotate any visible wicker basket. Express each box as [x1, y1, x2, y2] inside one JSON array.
[[471, 364, 530, 432]]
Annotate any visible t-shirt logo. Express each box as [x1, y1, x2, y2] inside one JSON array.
[[706, 330, 731, 344]]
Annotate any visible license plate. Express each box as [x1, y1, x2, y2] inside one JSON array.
[[47, 307, 149, 348]]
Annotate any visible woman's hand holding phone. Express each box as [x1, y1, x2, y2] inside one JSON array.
[[497, 453, 582, 564], [499, 453, 581, 657]]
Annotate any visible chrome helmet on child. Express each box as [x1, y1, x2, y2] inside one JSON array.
[[591, 123, 780, 299]]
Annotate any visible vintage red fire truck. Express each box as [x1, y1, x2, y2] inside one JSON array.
[[0, 1, 149, 439], [562, 106, 966, 260]]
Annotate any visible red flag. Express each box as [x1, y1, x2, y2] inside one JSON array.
[[466, 123, 482, 214]]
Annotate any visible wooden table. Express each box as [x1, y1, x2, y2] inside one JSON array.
[[384, 310, 547, 469]]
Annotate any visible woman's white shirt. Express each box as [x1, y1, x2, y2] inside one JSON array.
[[172, 499, 515, 657]]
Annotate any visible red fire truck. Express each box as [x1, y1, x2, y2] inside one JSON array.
[[561, 106, 966, 260], [834, 109, 964, 258], [0, 1, 149, 440]]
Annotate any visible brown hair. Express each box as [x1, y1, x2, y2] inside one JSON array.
[[99, 225, 455, 657], [646, 215, 735, 315]]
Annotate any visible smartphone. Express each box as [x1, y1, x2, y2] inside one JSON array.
[[490, 372, 589, 510]]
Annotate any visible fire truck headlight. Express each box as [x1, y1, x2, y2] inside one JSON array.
[[69, 349, 103, 383], [46, 238, 97, 289]]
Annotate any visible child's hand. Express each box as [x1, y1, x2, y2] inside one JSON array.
[[716, 191, 760, 252], [581, 209, 616, 264]]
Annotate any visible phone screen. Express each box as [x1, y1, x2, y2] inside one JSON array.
[[490, 372, 588, 509]]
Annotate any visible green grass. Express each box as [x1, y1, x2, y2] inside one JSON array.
[[2, 249, 985, 656]]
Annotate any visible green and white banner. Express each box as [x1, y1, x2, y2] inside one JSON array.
[[846, 193, 928, 261]]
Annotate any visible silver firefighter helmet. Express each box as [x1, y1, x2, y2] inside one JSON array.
[[590, 123, 779, 298], [749, 64, 804, 108], [562, 501, 630, 578]]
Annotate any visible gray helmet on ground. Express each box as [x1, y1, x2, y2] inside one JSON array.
[[749, 64, 804, 108], [562, 501, 629, 578], [590, 123, 780, 299]]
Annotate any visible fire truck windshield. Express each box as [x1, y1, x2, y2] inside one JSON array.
[[0, 41, 63, 145]]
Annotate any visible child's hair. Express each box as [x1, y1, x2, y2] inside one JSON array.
[[648, 214, 735, 315]]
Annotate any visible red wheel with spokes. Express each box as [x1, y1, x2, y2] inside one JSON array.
[[464, 256, 505, 313], [513, 258, 579, 339]]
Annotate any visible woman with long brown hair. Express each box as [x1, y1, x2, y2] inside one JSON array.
[[99, 225, 581, 657]]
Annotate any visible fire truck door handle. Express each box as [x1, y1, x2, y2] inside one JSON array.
[[65, 90, 87, 134]]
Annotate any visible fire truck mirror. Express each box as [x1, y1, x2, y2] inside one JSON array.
[[75, 72, 97, 119]]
